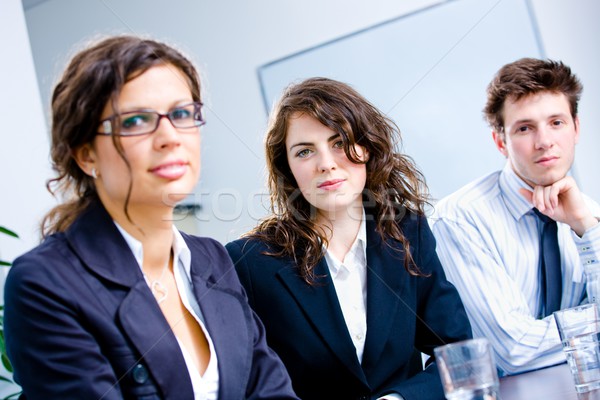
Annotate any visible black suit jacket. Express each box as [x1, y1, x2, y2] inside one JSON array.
[[226, 211, 472, 400], [4, 200, 298, 400]]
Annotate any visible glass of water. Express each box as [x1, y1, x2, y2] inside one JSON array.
[[554, 303, 600, 394], [434, 338, 500, 400]]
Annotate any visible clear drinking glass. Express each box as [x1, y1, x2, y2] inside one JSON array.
[[554, 303, 600, 394], [434, 338, 500, 400]]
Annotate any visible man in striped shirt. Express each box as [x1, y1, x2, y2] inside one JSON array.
[[430, 58, 600, 376]]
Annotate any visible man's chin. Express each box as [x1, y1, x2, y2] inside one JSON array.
[[532, 171, 568, 187]]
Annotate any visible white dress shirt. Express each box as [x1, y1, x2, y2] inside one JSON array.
[[325, 215, 368, 362], [430, 163, 600, 376], [116, 223, 219, 399], [324, 211, 404, 400]]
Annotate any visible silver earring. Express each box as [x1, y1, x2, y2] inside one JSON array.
[[91, 168, 97, 179]]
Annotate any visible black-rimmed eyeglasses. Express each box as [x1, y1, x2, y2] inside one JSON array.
[[97, 102, 205, 136]]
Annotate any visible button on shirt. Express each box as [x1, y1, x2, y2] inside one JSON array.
[[430, 163, 600, 376], [115, 223, 219, 399], [325, 215, 368, 363]]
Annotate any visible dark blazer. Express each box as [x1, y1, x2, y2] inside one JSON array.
[[226, 211, 472, 400], [4, 200, 298, 400]]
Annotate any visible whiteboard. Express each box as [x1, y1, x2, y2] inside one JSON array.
[[257, 0, 543, 202]]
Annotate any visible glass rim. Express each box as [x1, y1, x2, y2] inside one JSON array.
[[434, 337, 490, 353], [553, 302, 598, 317]]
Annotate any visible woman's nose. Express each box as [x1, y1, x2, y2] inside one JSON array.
[[317, 151, 337, 172], [153, 117, 181, 149]]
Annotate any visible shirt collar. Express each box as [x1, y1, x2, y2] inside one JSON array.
[[172, 228, 192, 279], [325, 208, 367, 278], [498, 162, 536, 221], [356, 210, 367, 253], [114, 222, 144, 267], [113, 222, 192, 279]]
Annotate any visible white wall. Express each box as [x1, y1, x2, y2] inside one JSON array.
[[19, 0, 600, 248], [0, 0, 55, 395], [0, 2, 55, 292], [1, 0, 55, 262]]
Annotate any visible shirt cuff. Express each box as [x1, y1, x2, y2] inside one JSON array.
[[574, 222, 600, 278]]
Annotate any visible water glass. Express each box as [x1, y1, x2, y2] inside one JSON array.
[[434, 338, 500, 400], [554, 303, 600, 393]]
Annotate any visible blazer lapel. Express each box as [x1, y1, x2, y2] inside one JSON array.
[[277, 259, 367, 382], [65, 201, 194, 398], [362, 219, 407, 370], [186, 240, 251, 400]]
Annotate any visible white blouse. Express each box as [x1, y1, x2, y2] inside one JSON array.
[[324, 210, 368, 362]]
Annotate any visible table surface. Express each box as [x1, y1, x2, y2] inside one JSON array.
[[499, 362, 600, 400]]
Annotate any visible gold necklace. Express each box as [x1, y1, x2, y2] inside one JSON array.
[[144, 252, 172, 304]]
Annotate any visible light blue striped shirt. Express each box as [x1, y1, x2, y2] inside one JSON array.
[[429, 163, 600, 376]]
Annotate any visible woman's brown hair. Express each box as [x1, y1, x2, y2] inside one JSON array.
[[247, 77, 431, 284]]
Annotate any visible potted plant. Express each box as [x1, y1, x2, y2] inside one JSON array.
[[0, 226, 21, 399]]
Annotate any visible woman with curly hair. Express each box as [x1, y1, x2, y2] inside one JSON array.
[[226, 77, 472, 400]]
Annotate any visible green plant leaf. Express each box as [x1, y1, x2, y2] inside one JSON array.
[[1, 354, 13, 373], [0, 227, 18, 395], [0, 227, 18, 239]]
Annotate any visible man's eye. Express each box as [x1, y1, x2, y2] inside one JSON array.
[[333, 140, 344, 149]]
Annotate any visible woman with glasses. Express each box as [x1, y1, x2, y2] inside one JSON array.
[[4, 35, 298, 400], [225, 77, 473, 399]]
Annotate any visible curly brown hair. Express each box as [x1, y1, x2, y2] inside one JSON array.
[[41, 34, 202, 238], [484, 57, 582, 135], [247, 77, 431, 284]]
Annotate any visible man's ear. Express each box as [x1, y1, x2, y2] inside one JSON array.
[[73, 144, 97, 178], [492, 130, 508, 158]]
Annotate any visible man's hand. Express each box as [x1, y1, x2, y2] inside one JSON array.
[[519, 175, 598, 237]]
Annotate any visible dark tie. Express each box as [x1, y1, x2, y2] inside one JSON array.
[[533, 208, 562, 316]]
